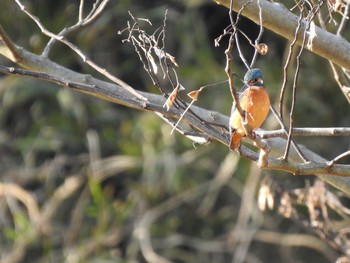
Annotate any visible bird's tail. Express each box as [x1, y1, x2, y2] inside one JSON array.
[[229, 132, 244, 150]]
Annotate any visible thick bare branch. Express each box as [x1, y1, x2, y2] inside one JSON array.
[[1, 62, 350, 188]]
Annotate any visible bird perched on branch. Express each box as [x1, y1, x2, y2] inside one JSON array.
[[229, 68, 270, 150]]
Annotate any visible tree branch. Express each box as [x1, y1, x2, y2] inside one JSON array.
[[1, 60, 350, 188], [259, 127, 350, 138], [214, 0, 350, 71]]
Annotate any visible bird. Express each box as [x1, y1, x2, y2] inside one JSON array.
[[229, 68, 270, 150]]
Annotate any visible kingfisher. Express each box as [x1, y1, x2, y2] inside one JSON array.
[[229, 68, 270, 150]]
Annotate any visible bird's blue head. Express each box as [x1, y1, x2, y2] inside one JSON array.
[[244, 68, 264, 87]]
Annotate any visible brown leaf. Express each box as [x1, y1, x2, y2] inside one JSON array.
[[153, 47, 179, 67], [147, 52, 158, 74], [329, 0, 345, 12], [255, 43, 268, 55], [163, 85, 184, 111], [166, 54, 179, 67], [187, 89, 201, 101]]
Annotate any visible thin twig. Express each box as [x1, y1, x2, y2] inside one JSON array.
[[156, 113, 211, 145], [43, 0, 110, 56], [79, 0, 85, 22], [250, 0, 264, 67], [279, 11, 303, 120], [284, 3, 320, 160], [337, 1, 350, 35], [225, 0, 249, 125], [82, 0, 110, 26], [235, 34, 250, 69], [14, 0, 145, 101], [282, 2, 306, 160], [269, 106, 309, 163], [328, 150, 350, 166]]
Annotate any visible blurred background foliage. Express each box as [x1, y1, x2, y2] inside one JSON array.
[[0, 0, 349, 263]]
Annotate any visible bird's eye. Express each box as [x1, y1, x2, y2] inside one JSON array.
[[250, 78, 259, 84]]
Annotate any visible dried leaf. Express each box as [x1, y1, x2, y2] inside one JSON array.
[[329, 0, 345, 12], [306, 21, 317, 50], [146, 52, 158, 74], [166, 53, 179, 67], [154, 47, 179, 67], [163, 85, 185, 111], [255, 43, 268, 55], [187, 89, 202, 101], [153, 47, 164, 58]]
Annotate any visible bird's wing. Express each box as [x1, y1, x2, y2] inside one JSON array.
[[230, 84, 248, 116], [229, 84, 248, 134]]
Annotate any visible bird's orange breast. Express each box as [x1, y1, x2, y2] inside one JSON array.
[[230, 86, 270, 132]]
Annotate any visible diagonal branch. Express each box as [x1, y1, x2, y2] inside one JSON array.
[[1, 63, 350, 181]]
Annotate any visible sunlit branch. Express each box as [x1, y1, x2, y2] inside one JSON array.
[[259, 127, 350, 138]]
